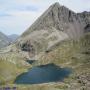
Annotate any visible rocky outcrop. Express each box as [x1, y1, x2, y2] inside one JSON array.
[[21, 2, 85, 39], [78, 11, 90, 33], [16, 2, 90, 58]]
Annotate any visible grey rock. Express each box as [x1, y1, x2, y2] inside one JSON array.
[[16, 2, 90, 57]]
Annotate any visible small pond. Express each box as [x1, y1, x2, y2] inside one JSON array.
[[15, 63, 72, 84]]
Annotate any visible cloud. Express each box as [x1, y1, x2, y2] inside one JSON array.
[[0, 13, 11, 17], [0, 10, 42, 35]]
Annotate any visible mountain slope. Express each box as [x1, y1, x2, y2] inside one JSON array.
[[0, 32, 19, 49], [0, 32, 10, 49], [33, 32, 90, 90], [0, 2, 90, 89], [21, 2, 84, 38], [16, 2, 90, 58]]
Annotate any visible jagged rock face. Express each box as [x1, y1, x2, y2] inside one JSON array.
[[78, 11, 90, 33], [17, 2, 90, 57], [78, 11, 90, 24], [21, 3, 84, 39]]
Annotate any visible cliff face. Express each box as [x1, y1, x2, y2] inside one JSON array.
[[21, 2, 85, 39], [78, 11, 90, 33], [16, 2, 90, 57]]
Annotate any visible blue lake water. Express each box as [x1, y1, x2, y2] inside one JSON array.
[[15, 63, 72, 84]]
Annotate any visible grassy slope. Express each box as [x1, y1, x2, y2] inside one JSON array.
[[0, 51, 31, 85], [0, 33, 90, 90], [35, 33, 90, 67]]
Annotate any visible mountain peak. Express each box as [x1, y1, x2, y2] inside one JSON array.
[[17, 2, 90, 57], [21, 2, 73, 37], [51, 2, 60, 7], [20, 2, 85, 39]]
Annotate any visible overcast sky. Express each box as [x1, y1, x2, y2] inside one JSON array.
[[0, 0, 90, 35]]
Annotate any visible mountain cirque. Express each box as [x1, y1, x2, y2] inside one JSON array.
[[0, 2, 90, 90]]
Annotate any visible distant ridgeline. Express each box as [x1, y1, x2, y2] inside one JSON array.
[[0, 32, 18, 49]]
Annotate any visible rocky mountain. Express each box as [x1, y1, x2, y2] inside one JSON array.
[[0, 32, 10, 49], [78, 11, 90, 33], [16, 2, 90, 58], [0, 2, 90, 90]]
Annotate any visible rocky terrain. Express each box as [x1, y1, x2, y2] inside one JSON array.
[[16, 2, 90, 59], [0, 2, 90, 90]]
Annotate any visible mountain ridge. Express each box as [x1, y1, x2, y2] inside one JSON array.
[[0, 31, 19, 49], [16, 2, 90, 58], [21, 2, 78, 37], [0, 31, 10, 49]]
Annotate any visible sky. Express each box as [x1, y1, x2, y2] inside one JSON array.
[[0, 0, 90, 35]]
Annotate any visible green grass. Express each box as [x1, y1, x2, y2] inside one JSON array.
[[0, 60, 22, 84], [0, 51, 31, 85]]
